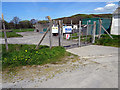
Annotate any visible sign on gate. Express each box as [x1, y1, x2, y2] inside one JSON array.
[[52, 26, 58, 33], [63, 26, 72, 33], [66, 34, 70, 39]]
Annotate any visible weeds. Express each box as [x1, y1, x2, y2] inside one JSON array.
[[2, 44, 66, 69]]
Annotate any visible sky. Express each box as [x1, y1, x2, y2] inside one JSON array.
[[1, 2, 119, 22]]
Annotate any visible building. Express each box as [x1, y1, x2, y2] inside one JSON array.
[[111, 7, 120, 35]]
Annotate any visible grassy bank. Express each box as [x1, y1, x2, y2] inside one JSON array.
[[1, 32, 22, 38], [12, 28, 34, 32], [95, 34, 120, 47], [0, 28, 34, 38], [2, 44, 66, 69], [70, 33, 119, 47]]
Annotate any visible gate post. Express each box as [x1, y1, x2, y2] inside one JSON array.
[[98, 19, 102, 39], [85, 21, 89, 45], [49, 21, 52, 49], [78, 21, 81, 47], [58, 20, 61, 46], [92, 21, 96, 44], [61, 20, 63, 46]]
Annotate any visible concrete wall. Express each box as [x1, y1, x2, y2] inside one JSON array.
[[111, 17, 120, 35]]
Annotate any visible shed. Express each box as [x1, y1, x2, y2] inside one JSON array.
[[111, 7, 120, 35]]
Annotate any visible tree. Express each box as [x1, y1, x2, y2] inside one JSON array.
[[11, 16, 20, 24], [11, 16, 20, 29], [38, 20, 49, 24], [9, 21, 15, 29], [30, 19, 37, 25], [19, 20, 32, 28], [1, 20, 10, 29]]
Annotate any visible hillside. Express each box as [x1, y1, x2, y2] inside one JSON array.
[[54, 14, 112, 24]]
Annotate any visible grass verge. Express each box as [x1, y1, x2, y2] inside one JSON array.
[[70, 33, 120, 47], [2, 44, 66, 69], [0, 28, 34, 38], [95, 34, 120, 47], [1, 32, 22, 38]]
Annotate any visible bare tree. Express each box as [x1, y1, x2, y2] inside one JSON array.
[[11, 16, 20, 28]]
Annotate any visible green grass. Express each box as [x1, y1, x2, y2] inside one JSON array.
[[70, 33, 92, 42], [1, 32, 23, 38], [70, 33, 120, 47], [95, 34, 120, 47], [0, 28, 34, 38], [2, 44, 66, 69], [12, 28, 34, 32]]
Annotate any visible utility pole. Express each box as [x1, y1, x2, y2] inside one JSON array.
[[2, 13, 8, 51]]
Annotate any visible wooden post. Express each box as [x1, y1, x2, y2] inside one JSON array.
[[92, 21, 96, 44], [101, 25, 113, 39], [98, 19, 102, 39], [70, 20, 73, 40], [78, 21, 81, 47], [35, 24, 53, 49], [2, 13, 8, 51], [61, 20, 63, 46], [58, 20, 61, 46], [49, 22, 52, 49], [71, 20, 72, 26], [85, 21, 89, 45], [35, 16, 53, 49]]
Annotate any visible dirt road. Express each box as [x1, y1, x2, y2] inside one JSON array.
[[2, 45, 118, 88]]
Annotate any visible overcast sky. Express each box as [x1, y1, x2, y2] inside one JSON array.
[[1, 1, 119, 22]]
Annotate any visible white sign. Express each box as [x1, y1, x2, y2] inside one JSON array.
[[52, 26, 58, 33], [63, 26, 72, 33], [73, 25, 78, 29]]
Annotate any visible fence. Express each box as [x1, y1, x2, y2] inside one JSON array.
[[35, 18, 113, 49]]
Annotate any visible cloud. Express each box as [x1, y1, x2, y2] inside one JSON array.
[[94, 3, 118, 13]]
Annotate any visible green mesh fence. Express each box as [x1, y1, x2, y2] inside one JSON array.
[[82, 18, 112, 35]]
